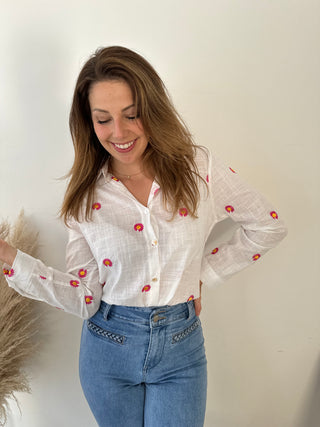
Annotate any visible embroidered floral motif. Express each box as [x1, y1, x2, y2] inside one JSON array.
[[70, 279, 80, 287], [78, 269, 87, 278], [85, 295, 93, 304], [252, 254, 261, 261], [100, 282, 106, 287], [179, 208, 188, 217], [229, 167, 236, 173], [39, 275, 47, 280], [92, 202, 101, 210], [206, 175, 209, 183], [3, 268, 9, 275], [211, 248, 219, 255], [142, 285, 151, 292], [8, 269, 14, 277], [225, 205, 234, 213], [111, 176, 119, 182], [270, 211, 278, 219], [187, 295, 194, 302], [154, 188, 160, 196], [103, 259, 112, 267], [134, 223, 144, 232]]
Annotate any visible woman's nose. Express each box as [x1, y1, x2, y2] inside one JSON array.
[[112, 119, 126, 139]]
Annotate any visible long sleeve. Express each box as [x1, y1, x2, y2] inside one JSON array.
[[200, 150, 288, 287], [2, 218, 102, 318]]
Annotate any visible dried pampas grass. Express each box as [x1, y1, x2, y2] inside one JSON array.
[[0, 211, 40, 426]]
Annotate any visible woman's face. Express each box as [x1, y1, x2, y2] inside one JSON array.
[[89, 79, 148, 171]]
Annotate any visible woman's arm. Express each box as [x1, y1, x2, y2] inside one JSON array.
[[1, 220, 102, 318], [200, 150, 288, 287]]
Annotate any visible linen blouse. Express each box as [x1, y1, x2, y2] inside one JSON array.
[[3, 146, 287, 319]]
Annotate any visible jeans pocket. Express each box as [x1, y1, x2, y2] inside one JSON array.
[[171, 318, 201, 344], [87, 319, 126, 345]]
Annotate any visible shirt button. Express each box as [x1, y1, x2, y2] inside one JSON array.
[[151, 277, 158, 282], [152, 240, 158, 247]]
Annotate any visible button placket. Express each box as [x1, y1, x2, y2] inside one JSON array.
[[140, 206, 161, 305]]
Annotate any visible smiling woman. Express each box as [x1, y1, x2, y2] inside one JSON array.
[[89, 80, 149, 175], [0, 46, 287, 427]]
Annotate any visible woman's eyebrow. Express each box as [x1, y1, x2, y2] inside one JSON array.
[[92, 104, 135, 113]]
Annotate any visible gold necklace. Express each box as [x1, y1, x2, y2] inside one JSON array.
[[112, 170, 143, 179], [109, 162, 143, 180]]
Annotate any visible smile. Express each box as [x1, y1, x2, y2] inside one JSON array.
[[111, 138, 137, 153]]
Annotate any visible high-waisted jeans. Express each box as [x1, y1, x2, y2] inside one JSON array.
[[79, 300, 207, 427]]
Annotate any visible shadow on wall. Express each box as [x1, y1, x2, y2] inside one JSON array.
[[296, 354, 320, 427]]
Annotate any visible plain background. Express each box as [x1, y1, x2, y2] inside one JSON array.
[[0, 1, 319, 426]]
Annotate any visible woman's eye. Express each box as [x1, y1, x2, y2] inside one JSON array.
[[97, 119, 111, 124], [127, 116, 136, 121]]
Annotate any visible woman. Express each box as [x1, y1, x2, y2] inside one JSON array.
[[0, 46, 287, 426]]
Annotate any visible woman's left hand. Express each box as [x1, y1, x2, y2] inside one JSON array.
[[194, 281, 202, 317]]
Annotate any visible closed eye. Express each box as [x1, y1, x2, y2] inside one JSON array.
[[97, 119, 111, 124]]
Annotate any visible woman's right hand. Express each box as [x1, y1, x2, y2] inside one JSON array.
[[0, 239, 17, 266]]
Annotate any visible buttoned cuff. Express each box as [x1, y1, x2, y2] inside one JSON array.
[[3, 249, 36, 292]]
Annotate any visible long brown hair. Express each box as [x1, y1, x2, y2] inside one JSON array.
[[60, 46, 206, 224]]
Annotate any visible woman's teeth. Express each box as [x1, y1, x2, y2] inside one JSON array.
[[114, 140, 135, 149]]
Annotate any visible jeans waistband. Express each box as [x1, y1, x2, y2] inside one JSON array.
[[98, 300, 195, 326]]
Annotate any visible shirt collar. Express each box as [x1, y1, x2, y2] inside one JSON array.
[[97, 158, 112, 185], [96, 158, 160, 189]]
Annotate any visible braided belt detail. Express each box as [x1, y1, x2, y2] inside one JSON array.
[[172, 318, 201, 344], [87, 320, 125, 345]]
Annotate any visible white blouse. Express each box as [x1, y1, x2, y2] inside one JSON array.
[[3, 146, 287, 319]]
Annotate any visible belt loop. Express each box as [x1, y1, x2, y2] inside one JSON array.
[[103, 303, 112, 321], [187, 301, 194, 320]]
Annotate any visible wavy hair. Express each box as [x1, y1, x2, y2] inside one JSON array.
[[60, 46, 206, 223]]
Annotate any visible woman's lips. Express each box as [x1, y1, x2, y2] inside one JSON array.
[[111, 138, 137, 153]]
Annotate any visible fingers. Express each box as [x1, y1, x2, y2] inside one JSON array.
[[194, 296, 202, 317]]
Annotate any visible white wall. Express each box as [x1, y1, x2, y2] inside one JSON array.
[[1, 1, 319, 426]]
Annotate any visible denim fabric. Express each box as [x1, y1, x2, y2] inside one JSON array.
[[79, 300, 207, 427]]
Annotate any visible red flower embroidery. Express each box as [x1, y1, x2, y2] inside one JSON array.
[[40, 275, 46, 280], [187, 295, 194, 302], [134, 223, 144, 232], [100, 282, 106, 287], [85, 295, 93, 304], [78, 269, 87, 278], [211, 248, 219, 255], [154, 188, 160, 196], [103, 259, 112, 267], [3, 268, 16, 277], [111, 176, 119, 182], [206, 175, 209, 183], [252, 254, 261, 261], [179, 208, 188, 217], [229, 167, 236, 173], [225, 205, 234, 213], [70, 279, 80, 287], [142, 285, 151, 292], [92, 202, 101, 210], [270, 211, 278, 219]]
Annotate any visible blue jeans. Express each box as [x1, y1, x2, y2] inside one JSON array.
[[79, 300, 207, 427]]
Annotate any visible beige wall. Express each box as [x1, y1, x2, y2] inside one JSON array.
[[1, 1, 319, 426]]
